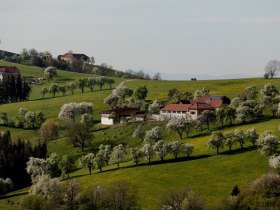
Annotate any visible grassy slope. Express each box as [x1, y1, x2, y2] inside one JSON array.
[[0, 61, 123, 142], [4, 119, 278, 210], [1, 62, 280, 209], [125, 78, 280, 100]]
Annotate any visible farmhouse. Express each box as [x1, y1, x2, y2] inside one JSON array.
[[0, 66, 21, 81], [101, 108, 145, 125], [58, 52, 89, 63], [160, 95, 230, 120]]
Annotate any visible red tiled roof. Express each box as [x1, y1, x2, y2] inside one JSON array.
[[189, 102, 214, 110], [102, 108, 139, 114], [200, 95, 211, 102], [209, 99, 223, 108], [0, 66, 20, 74], [161, 104, 191, 112], [190, 100, 204, 104]]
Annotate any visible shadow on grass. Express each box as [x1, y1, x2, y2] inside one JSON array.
[[2, 191, 28, 199], [99, 154, 212, 174], [221, 145, 257, 155]]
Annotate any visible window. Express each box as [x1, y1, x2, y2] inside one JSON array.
[[191, 111, 195, 114]]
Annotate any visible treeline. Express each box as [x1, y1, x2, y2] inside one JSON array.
[[0, 108, 45, 129], [0, 131, 47, 189], [41, 76, 115, 98], [0, 75, 31, 104], [3, 48, 159, 79]]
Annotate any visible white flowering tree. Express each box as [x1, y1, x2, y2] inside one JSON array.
[[79, 153, 95, 175], [129, 147, 144, 166], [49, 83, 59, 97], [141, 143, 154, 164], [116, 86, 134, 99], [245, 127, 259, 146], [29, 174, 60, 199], [234, 129, 245, 149], [133, 124, 145, 141], [145, 126, 163, 143], [0, 178, 13, 197], [110, 144, 125, 169], [166, 117, 193, 139], [58, 102, 93, 122], [224, 132, 235, 152], [104, 94, 120, 109], [257, 131, 279, 156], [41, 87, 48, 99], [0, 112, 8, 126], [67, 82, 76, 95], [26, 157, 49, 183], [98, 144, 111, 166], [80, 113, 94, 126], [87, 77, 96, 92], [148, 100, 162, 114], [94, 154, 105, 172], [59, 155, 75, 179], [207, 131, 224, 155], [168, 141, 182, 159], [58, 103, 79, 122], [181, 143, 194, 158], [153, 140, 168, 161], [47, 153, 61, 178], [269, 155, 280, 173]]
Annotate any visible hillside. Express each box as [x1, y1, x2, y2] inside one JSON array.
[[125, 78, 280, 100], [0, 62, 279, 209]]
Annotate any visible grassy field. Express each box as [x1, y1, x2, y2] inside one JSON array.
[[0, 61, 123, 142], [125, 77, 280, 100], [3, 119, 279, 209], [0, 62, 280, 209]]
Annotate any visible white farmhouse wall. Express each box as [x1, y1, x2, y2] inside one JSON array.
[[160, 111, 195, 119], [101, 115, 114, 125]]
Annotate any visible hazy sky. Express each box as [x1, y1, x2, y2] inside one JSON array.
[[1, 0, 280, 79]]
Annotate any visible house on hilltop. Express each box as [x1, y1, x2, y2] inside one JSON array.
[[0, 66, 21, 81], [160, 95, 230, 120], [57, 52, 89, 63], [101, 108, 145, 125]]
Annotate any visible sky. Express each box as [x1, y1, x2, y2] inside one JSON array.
[[1, 0, 280, 80]]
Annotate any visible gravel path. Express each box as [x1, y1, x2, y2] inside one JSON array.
[[112, 79, 133, 95]]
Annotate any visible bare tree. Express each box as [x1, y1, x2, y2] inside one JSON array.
[[264, 60, 280, 79], [153, 72, 162, 80]]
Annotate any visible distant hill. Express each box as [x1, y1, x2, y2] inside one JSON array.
[[0, 50, 19, 61]]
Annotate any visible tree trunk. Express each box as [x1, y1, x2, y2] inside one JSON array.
[[217, 147, 219, 155], [148, 157, 151, 164], [179, 132, 182, 140], [117, 162, 120, 168], [89, 167, 91, 175]]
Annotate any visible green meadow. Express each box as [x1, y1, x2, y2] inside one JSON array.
[[0, 61, 279, 209], [125, 77, 280, 100]]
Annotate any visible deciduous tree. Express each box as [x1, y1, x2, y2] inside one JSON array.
[[208, 131, 224, 154], [110, 144, 125, 168], [79, 153, 95, 175]]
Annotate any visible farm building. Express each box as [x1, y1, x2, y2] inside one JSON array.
[[160, 95, 230, 120], [58, 52, 89, 63], [0, 66, 21, 81], [101, 108, 145, 125]]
